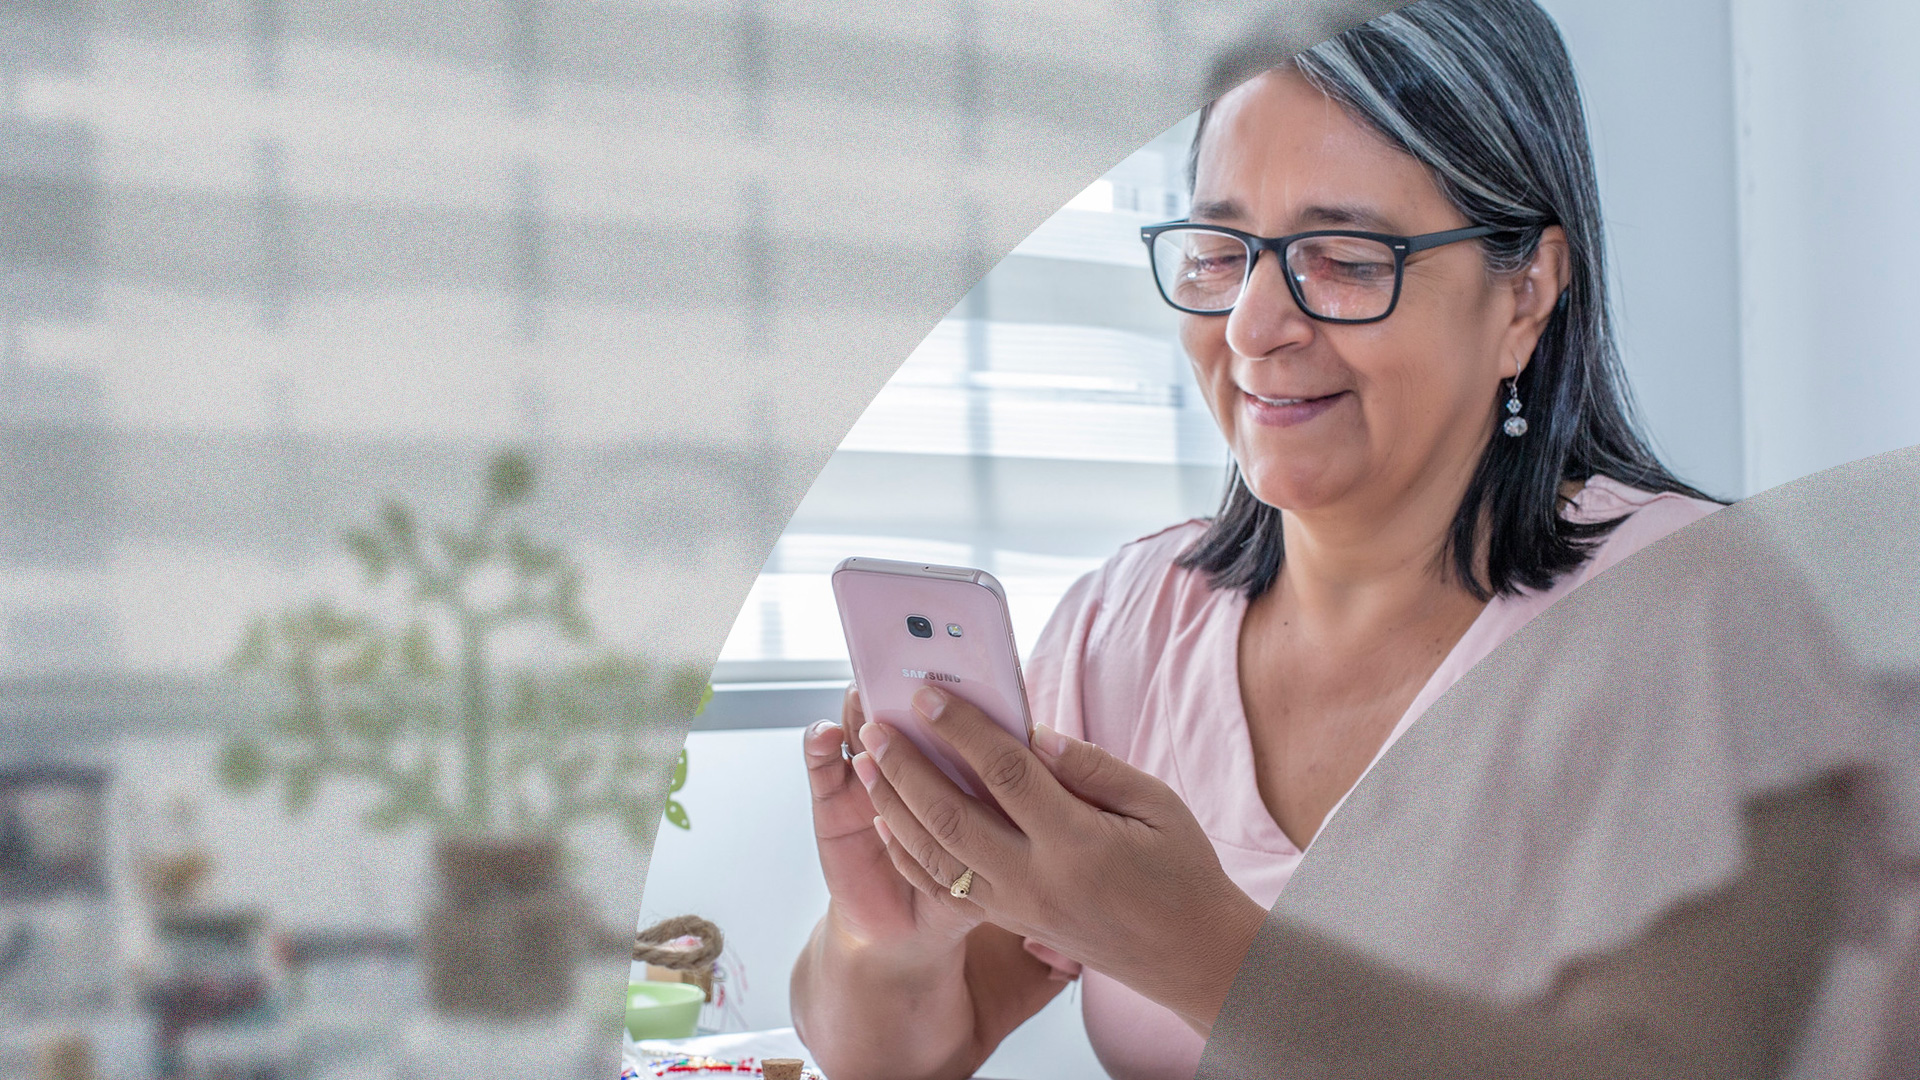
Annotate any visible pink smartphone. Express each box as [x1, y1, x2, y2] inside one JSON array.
[[832, 556, 1032, 805]]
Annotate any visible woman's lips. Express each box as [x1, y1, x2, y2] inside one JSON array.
[[1241, 389, 1348, 427]]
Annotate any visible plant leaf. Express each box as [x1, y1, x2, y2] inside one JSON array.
[[486, 450, 535, 507], [342, 528, 392, 583], [335, 636, 386, 685], [432, 526, 460, 567], [311, 603, 364, 644], [218, 736, 270, 792], [398, 621, 444, 678], [662, 797, 690, 830], [271, 700, 324, 739], [379, 500, 417, 549], [505, 530, 558, 576], [363, 798, 409, 831], [342, 703, 398, 741], [228, 618, 275, 673], [617, 800, 653, 844], [666, 665, 709, 718], [284, 762, 319, 814]]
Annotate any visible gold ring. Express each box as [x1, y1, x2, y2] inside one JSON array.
[[949, 867, 976, 899]]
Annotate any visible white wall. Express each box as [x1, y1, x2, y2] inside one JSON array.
[[1540, 0, 1745, 500], [1731, 0, 1920, 495], [1377, 0, 1920, 498]]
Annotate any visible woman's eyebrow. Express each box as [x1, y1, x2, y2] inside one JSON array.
[[1187, 199, 1394, 231], [1295, 203, 1392, 230], [1189, 198, 1244, 222]]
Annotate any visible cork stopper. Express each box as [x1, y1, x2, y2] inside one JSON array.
[[761, 1058, 804, 1080]]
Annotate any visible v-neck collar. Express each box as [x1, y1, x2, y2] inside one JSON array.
[[1188, 585, 1513, 856], [1144, 478, 1692, 868], [1179, 479, 1625, 856]]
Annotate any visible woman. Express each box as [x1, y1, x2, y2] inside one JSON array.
[[792, 1, 1723, 1077]]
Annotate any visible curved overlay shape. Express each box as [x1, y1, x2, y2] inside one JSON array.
[[1201, 445, 1920, 1079]]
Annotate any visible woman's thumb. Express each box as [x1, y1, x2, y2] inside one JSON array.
[[1031, 723, 1168, 817]]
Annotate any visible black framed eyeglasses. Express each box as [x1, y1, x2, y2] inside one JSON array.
[[1139, 221, 1501, 323]]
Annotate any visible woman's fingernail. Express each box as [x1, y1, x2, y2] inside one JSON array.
[[872, 816, 894, 846], [1031, 722, 1067, 759], [851, 752, 879, 790], [863, 722, 892, 761], [911, 685, 948, 721], [807, 719, 837, 741]]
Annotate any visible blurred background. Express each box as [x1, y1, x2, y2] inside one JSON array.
[[4, 0, 1919, 1078], [0, 0, 1366, 1077], [0, 1, 791, 1077]]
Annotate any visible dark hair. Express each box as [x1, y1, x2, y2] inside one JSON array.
[[1175, 0, 1718, 602]]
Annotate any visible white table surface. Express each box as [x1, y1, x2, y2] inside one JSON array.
[[627, 1028, 816, 1076], [626, 1027, 1016, 1079]]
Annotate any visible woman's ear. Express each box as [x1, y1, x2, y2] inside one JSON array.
[[1505, 225, 1572, 372]]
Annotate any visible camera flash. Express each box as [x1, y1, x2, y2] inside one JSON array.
[[946, 623, 963, 637]]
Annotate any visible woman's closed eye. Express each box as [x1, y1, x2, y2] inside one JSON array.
[[1180, 251, 1246, 281], [1310, 257, 1394, 284], [1289, 239, 1396, 286]]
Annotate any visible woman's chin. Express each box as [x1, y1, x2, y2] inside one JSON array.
[[1237, 470, 1353, 514]]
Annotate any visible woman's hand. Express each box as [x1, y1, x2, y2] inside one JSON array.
[[797, 686, 1063, 1080], [849, 685, 1270, 1036], [803, 685, 982, 957]]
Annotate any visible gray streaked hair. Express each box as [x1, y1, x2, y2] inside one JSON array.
[[1177, 0, 1717, 602]]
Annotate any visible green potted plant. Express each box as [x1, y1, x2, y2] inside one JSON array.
[[217, 449, 707, 1018]]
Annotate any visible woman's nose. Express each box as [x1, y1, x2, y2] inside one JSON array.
[[1223, 251, 1316, 359]]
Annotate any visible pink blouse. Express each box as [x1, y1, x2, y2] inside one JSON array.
[[1016, 476, 1721, 1080]]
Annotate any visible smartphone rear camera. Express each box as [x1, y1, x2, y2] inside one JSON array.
[[906, 615, 933, 638], [946, 623, 963, 637]]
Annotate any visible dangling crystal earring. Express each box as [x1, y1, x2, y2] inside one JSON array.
[[1502, 375, 1528, 437]]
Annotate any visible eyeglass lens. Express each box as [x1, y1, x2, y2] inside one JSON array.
[[1149, 229, 1400, 319]]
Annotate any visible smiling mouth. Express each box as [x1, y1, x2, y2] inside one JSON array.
[[1246, 390, 1342, 406]]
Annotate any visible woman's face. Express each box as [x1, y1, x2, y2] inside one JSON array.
[[1184, 69, 1564, 523]]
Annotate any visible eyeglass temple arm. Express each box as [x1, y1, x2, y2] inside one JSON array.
[[1400, 224, 1502, 253]]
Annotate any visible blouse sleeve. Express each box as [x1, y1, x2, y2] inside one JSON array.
[[1020, 563, 1107, 744], [1014, 563, 1109, 981]]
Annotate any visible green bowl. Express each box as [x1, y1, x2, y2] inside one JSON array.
[[626, 981, 707, 1041]]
